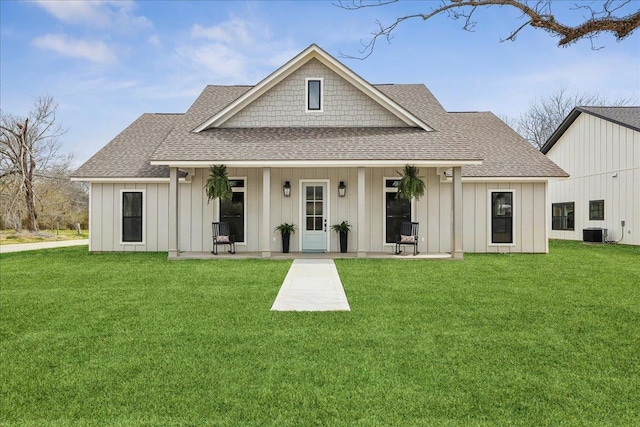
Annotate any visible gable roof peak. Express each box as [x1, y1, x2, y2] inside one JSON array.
[[192, 43, 433, 132]]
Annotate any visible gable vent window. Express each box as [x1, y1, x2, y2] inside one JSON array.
[[306, 78, 322, 111]]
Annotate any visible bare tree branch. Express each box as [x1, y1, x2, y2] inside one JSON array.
[[0, 95, 69, 232], [337, 0, 640, 58], [508, 87, 634, 149]]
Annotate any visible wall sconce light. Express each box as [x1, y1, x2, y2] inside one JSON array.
[[338, 181, 346, 197], [283, 181, 291, 197]]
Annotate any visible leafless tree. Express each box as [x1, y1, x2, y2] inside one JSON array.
[[0, 96, 70, 232], [510, 87, 633, 149], [338, 0, 640, 58], [36, 163, 89, 233]]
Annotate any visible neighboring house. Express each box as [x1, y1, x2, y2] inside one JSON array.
[[72, 44, 567, 258], [542, 106, 640, 245]]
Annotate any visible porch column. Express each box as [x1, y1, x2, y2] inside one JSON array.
[[168, 167, 179, 259], [261, 167, 271, 258], [357, 167, 367, 258], [452, 166, 464, 259]]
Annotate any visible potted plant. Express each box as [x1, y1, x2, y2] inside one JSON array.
[[274, 223, 297, 253], [397, 165, 426, 201], [331, 220, 351, 253], [204, 165, 232, 203]]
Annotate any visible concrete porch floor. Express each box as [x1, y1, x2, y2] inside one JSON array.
[[171, 251, 454, 260]]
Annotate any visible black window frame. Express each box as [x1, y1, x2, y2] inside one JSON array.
[[219, 179, 246, 243], [384, 179, 411, 244], [589, 200, 604, 220], [552, 202, 575, 231], [122, 191, 143, 243], [491, 191, 514, 244], [307, 79, 321, 111]]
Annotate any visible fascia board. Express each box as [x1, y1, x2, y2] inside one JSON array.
[[149, 159, 483, 168]]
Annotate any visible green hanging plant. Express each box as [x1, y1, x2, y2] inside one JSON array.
[[396, 165, 426, 201], [204, 165, 232, 203]]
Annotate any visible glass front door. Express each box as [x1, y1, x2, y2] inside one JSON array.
[[302, 183, 327, 251]]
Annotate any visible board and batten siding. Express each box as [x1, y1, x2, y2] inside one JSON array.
[[89, 182, 170, 252], [89, 169, 549, 253], [546, 113, 640, 245], [462, 182, 548, 253]]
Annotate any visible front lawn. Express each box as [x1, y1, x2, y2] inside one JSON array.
[[1, 241, 638, 426]]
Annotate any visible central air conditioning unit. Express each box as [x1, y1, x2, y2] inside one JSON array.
[[583, 228, 607, 243]]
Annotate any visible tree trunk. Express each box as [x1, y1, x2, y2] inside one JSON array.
[[20, 119, 38, 233], [24, 180, 39, 232]]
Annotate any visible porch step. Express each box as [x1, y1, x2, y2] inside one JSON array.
[[271, 259, 350, 311]]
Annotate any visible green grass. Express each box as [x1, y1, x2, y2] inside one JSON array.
[[0, 229, 88, 245], [1, 241, 638, 426]]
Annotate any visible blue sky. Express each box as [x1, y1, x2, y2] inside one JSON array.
[[1, 0, 639, 166]]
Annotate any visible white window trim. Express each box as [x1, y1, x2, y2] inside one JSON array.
[[119, 189, 146, 246], [305, 77, 323, 112], [217, 177, 247, 245], [298, 179, 331, 252], [488, 189, 516, 247], [382, 177, 414, 247]]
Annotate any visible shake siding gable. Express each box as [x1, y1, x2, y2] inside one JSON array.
[[221, 59, 408, 128]]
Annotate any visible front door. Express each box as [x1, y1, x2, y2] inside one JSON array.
[[302, 182, 328, 252]]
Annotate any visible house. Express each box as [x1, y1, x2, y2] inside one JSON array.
[[542, 106, 640, 245], [71, 44, 567, 258]]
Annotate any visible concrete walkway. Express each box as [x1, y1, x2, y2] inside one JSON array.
[[0, 239, 88, 254], [271, 259, 350, 311]]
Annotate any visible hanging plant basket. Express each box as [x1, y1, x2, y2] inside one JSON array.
[[205, 165, 233, 203], [396, 165, 425, 201]]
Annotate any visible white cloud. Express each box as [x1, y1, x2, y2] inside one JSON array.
[[181, 17, 298, 84], [179, 42, 249, 82], [34, 0, 152, 31], [190, 19, 252, 45], [148, 34, 162, 48], [32, 34, 116, 64]]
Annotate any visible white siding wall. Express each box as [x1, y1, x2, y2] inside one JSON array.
[[89, 170, 549, 253], [221, 59, 407, 128], [89, 182, 170, 252], [547, 113, 640, 245], [462, 182, 548, 253]]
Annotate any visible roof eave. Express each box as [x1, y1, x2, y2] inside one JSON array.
[[149, 159, 482, 168]]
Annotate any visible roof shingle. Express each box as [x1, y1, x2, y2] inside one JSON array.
[[74, 84, 568, 179]]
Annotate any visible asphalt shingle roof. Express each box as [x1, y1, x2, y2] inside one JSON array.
[[541, 106, 640, 154], [73, 83, 568, 179], [577, 106, 640, 131], [72, 113, 183, 178]]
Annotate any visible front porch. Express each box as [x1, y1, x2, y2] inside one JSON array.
[[170, 251, 455, 260], [165, 164, 467, 259]]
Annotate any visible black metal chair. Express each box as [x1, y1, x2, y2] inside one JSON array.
[[395, 221, 419, 255], [212, 222, 235, 255]]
